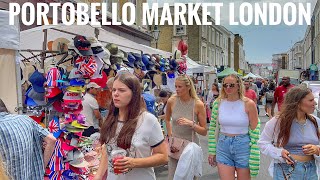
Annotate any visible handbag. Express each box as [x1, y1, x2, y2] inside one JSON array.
[[168, 100, 195, 160]]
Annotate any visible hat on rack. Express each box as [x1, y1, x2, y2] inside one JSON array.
[[126, 52, 135, 68], [22, 64, 36, 85], [69, 79, 86, 86], [63, 91, 82, 103], [91, 56, 104, 79], [28, 88, 46, 106], [29, 70, 46, 93], [76, 56, 97, 78], [48, 116, 63, 138], [67, 86, 85, 93], [86, 82, 101, 89], [73, 35, 93, 56], [121, 50, 128, 62], [132, 53, 146, 70], [25, 88, 38, 106], [46, 67, 61, 87], [90, 71, 108, 88], [69, 68, 83, 79], [87, 37, 103, 48], [69, 150, 89, 168], [105, 43, 118, 55], [95, 48, 111, 65], [52, 38, 70, 53], [45, 86, 62, 98]]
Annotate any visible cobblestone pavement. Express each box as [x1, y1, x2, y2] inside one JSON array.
[[155, 106, 273, 180]]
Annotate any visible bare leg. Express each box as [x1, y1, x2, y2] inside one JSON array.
[[217, 163, 236, 180], [236, 167, 250, 180]]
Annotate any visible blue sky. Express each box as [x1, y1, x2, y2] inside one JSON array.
[[148, 0, 317, 63]]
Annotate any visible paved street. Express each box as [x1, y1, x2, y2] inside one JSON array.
[[155, 106, 272, 180]]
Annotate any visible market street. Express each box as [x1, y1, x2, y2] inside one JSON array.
[[155, 106, 272, 180]]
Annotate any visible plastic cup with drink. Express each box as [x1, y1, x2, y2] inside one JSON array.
[[111, 149, 127, 175]]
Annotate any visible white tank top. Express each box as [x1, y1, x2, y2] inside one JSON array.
[[219, 99, 249, 134]]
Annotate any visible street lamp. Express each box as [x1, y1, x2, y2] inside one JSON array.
[[152, 29, 160, 49]]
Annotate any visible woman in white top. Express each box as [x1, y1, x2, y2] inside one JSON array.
[[208, 74, 258, 179], [258, 86, 320, 179], [94, 72, 168, 180]]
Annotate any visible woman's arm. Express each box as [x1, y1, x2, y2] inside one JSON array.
[[93, 145, 108, 180], [165, 97, 174, 137], [258, 117, 284, 161], [193, 100, 207, 136], [246, 99, 258, 130]]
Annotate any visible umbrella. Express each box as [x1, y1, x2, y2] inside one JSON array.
[[217, 68, 241, 77], [243, 72, 257, 79]]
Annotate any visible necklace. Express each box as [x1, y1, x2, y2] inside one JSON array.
[[296, 120, 307, 135]]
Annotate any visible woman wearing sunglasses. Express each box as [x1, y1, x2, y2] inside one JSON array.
[[208, 74, 259, 179], [165, 74, 207, 179], [258, 86, 320, 179]]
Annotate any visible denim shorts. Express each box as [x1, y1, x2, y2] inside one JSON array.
[[274, 160, 318, 180], [216, 133, 250, 168]]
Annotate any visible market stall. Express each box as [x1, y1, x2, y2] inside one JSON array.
[[0, 10, 21, 114]]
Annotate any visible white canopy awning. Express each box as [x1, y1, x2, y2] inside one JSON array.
[[20, 24, 171, 58], [243, 72, 257, 79], [186, 57, 204, 75]]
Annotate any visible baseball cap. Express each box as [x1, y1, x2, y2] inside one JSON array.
[[28, 88, 46, 106], [126, 52, 135, 68], [67, 86, 85, 93], [46, 67, 61, 87], [90, 71, 108, 88], [87, 37, 103, 48], [105, 43, 118, 55], [48, 116, 63, 138], [63, 91, 82, 103], [76, 56, 97, 78], [86, 82, 101, 89], [71, 121, 89, 129], [69, 68, 83, 79], [73, 35, 93, 56], [46, 87, 62, 98], [29, 70, 46, 93], [69, 79, 86, 86]]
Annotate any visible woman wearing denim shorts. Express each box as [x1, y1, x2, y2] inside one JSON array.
[[259, 86, 320, 179], [208, 74, 259, 179]]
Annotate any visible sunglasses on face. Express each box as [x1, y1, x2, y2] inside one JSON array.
[[223, 83, 237, 88]]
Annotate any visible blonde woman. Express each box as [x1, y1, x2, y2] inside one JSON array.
[[208, 74, 258, 179], [166, 74, 207, 179]]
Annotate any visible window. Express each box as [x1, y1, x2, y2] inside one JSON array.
[[212, 48, 215, 65], [174, 21, 186, 36], [211, 28, 215, 44], [202, 46, 207, 63], [208, 28, 211, 43], [220, 34, 223, 48], [202, 26, 207, 38], [216, 32, 219, 46]]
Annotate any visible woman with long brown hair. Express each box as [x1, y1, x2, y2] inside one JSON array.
[[258, 86, 320, 179], [166, 74, 207, 179], [94, 72, 168, 180]]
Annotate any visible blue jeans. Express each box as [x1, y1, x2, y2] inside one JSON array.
[[274, 160, 318, 180], [216, 133, 250, 168]]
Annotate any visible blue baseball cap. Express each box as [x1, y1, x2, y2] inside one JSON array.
[[69, 79, 86, 86], [126, 52, 135, 68], [29, 70, 46, 93]]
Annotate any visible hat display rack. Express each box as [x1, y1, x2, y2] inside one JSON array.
[[19, 28, 187, 179]]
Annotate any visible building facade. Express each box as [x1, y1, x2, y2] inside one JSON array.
[[234, 34, 247, 73], [272, 53, 288, 72], [0, 0, 153, 46], [287, 40, 303, 70], [151, 5, 233, 69]]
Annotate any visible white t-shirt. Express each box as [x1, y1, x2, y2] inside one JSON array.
[[81, 93, 99, 128], [106, 111, 164, 180]]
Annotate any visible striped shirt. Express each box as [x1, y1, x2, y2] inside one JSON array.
[[0, 112, 49, 180]]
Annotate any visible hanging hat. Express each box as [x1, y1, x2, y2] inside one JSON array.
[[87, 37, 103, 48], [91, 56, 104, 79], [96, 48, 111, 65], [63, 91, 82, 103], [69, 151, 89, 168], [90, 71, 108, 88], [46, 67, 61, 87], [45, 87, 62, 98], [29, 70, 46, 93], [52, 38, 70, 53], [28, 87, 46, 106], [121, 50, 128, 62], [66, 86, 85, 93], [105, 43, 119, 55], [69, 68, 83, 79], [48, 116, 63, 138], [73, 35, 93, 56], [126, 52, 135, 68], [75, 56, 97, 78]]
